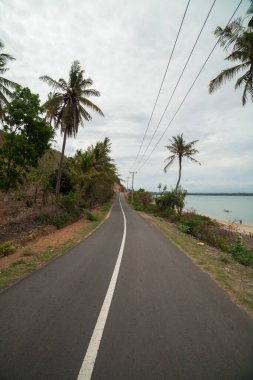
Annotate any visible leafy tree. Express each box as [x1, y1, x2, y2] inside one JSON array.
[[156, 187, 187, 214], [68, 137, 118, 206], [40, 61, 104, 197], [209, 2, 253, 105], [0, 87, 54, 201], [0, 40, 18, 119], [164, 134, 200, 191]]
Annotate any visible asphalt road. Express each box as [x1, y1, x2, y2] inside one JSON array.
[[0, 194, 253, 380]]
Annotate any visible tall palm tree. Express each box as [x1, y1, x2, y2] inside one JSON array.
[[40, 61, 104, 197], [209, 13, 253, 105], [164, 134, 200, 191], [0, 40, 17, 119]]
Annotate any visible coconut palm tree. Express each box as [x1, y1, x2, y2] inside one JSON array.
[[164, 134, 200, 191], [0, 40, 17, 119], [40, 61, 104, 197], [42, 92, 62, 128], [209, 11, 253, 105]]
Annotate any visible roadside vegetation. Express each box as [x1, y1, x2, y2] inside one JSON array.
[[128, 185, 253, 313], [0, 40, 121, 289]]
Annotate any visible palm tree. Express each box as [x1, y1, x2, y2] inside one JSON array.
[[42, 92, 61, 128], [40, 61, 104, 197], [0, 40, 17, 119], [209, 12, 253, 105], [164, 134, 200, 191]]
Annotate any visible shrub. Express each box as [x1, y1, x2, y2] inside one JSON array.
[[156, 186, 186, 214], [83, 209, 98, 221], [229, 234, 253, 266], [60, 192, 81, 217], [179, 224, 191, 234], [50, 213, 69, 228], [0, 242, 18, 256]]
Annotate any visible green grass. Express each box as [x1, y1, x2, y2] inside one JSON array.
[[140, 212, 253, 316], [0, 201, 112, 292]]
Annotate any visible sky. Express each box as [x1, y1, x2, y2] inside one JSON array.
[[0, 0, 252, 192]]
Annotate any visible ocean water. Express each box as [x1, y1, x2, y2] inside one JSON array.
[[185, 195, 253, 225]]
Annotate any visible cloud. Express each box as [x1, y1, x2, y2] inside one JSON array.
[[0, 0, 251, 192]]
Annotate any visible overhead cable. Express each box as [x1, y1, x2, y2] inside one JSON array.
[[130, 0, 191, 169], [136, 0, 243, 172], [134, 0, 217, 170]]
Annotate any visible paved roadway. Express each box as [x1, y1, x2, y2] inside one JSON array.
[[0, 194, 253, 380]]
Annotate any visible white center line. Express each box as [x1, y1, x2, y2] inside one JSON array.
[[77, 193, 127, 380]]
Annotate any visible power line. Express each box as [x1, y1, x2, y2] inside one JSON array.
[[134, 0, 216, 170], [136, 0, 243, 172], [130, 0, 191, 170]]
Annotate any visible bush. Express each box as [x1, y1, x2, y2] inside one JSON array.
[[60, 192, 81, 217], [173, 212, 214, 236], [129, 189, 152, 211], [83, 209, 98, 221], [156, 187, 186, 214], [229, 234, 253, 266], [179, 224, 191, 233], [0, 242, 18, 256], [50, 212, 70, 228]]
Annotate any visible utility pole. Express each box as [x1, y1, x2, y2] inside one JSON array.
[[126, 176, 129, 191], [129, 171, 137, 202]]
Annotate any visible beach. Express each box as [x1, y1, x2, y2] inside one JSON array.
[[216, 219, 253, 235]]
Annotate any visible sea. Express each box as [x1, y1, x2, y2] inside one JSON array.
[[185, 195, 253, 225]]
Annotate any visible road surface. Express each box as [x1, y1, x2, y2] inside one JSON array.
[[0, 194, 253, 380]]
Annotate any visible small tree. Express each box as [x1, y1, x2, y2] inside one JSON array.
[[0, 87, 54, 201]]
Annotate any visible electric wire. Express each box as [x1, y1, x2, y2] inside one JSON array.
[[136, 0, 243, 172], [130, 0, 191, 169], [133, 0, 216, 170]]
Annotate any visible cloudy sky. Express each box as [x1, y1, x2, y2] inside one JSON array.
[[0, 0, 252, 192]]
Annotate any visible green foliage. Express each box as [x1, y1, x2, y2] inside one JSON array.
[[179, 224, 191, 234], [68, 137, 118, 207], [60, 191, 80, 217], [0, 87, 54, 196], [49, 213, 70, 228], [36, 212, 70, 229], [83, 209, 98, 221], [0, 39, 17, 119], [0, 241, 18, 256], [209, 9, 253, 106], [49, 169, 74, 194], [174, 212, 214, 235], [129, 189, 152, 211], [156, 187, 187, 214], [229, 234, 253, 266]]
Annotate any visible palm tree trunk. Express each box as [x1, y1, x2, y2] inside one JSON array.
[[176, 156, 182, 192], [56, 128, 67, 198]]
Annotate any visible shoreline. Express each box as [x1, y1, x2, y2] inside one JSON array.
[[214, 218, 253, 235]]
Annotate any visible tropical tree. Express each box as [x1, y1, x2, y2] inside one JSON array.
[[68, 138, 118, 206], [40, 61, 104, 197], [0, 87, 54, 201], [0, 40, 17, 119], [164, 134, 200, 191], [209, 2, 253, 105], [42, 92, 61, 127]]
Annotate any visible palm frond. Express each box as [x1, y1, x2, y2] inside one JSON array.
[[209, 64, 246, 93], [39, 76, 65, 91], [81, 89, 100, 97], [79, 97, 104, 116], [0, 76, 18, 89], [164, 155, 176, 173]]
